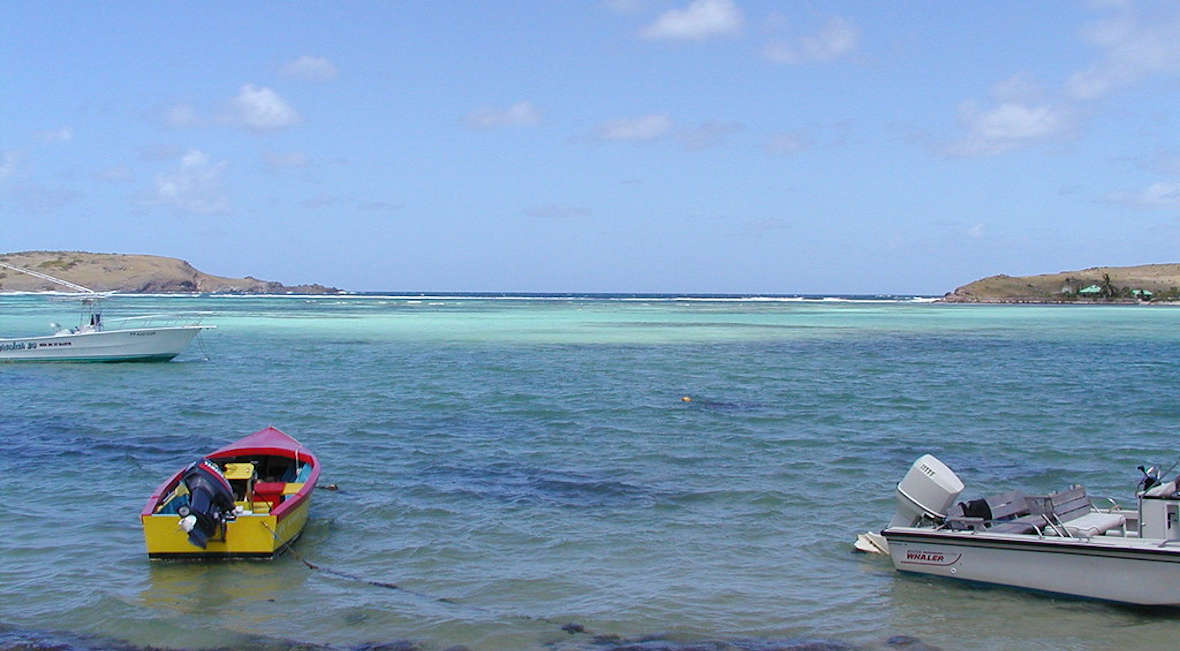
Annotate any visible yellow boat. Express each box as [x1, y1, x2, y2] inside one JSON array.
[[141, 426, 320, 559]]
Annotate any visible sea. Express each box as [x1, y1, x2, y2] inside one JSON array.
[[3, 293, 1180, 651]]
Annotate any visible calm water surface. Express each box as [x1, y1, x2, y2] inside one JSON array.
[[2, 295, 1180, 650]]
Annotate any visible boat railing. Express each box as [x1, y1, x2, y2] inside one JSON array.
[[102, 313, 211, 329], [941, 491, 1130, 539], [1091, 495, 1123, 511]]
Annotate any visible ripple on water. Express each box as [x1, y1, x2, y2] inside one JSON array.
[[4, 297, 1180, 649]]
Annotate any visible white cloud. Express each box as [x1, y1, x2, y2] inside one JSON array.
[[764, 16, 858, 64], [641, 0, 742, 40], [1066, 9, 1180, 99], [230, 84, 300, 131], [0, 151, 18, 179], [280, 55, 338, 82], [603, 0, 644, 14], [1109, 181, 1180, 207], [264, 151, 309, 169], [765, 132, 808, 155], [596, 114, 672, 141], [151, 149, 228, 214], [967, 223, 985, 238], [949, 100, 1074, 156], [95, 166, 133, 183], [38, 127, 72, 143], [465, 101, 541, 129], [164, 103, 201, 128], [677, 121, 742, 150], [3, 183, 81, 214], [357, 200, 403, 212], [525, 203, 590, 219]]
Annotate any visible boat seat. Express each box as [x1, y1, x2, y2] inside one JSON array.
[[988, 485, 1125, 537], [253, 481, 286, 509], [945, 490, 1031, 530], [1058, 511, 1126, 537], [985, 515, 1042, 534]]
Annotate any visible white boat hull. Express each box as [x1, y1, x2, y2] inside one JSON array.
[[0, 326, 208, 362], [885, 527, 1180, 606]]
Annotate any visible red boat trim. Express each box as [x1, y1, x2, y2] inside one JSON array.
[[140, 426, 320, 521]]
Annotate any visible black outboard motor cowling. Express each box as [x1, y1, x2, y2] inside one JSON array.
[[176, 460, 236, 549]]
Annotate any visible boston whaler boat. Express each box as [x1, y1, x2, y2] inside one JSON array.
[[0, 261, 212, 362], [856, 454, 1180, 606], [141, 427, 320, 559]]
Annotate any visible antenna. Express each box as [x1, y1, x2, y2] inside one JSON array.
[[0, 261, 95, 293]]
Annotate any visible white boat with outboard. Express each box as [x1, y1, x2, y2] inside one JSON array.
[[856, 454, 1180, 606], [0, 261, 213, 362]]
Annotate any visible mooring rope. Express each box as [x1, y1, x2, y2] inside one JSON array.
[[258, 520, 591, 636]]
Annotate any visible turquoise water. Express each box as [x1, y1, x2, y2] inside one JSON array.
[[3, 295, 1180, 650]]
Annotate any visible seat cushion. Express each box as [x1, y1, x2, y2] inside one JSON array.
[[1061, 512, 1125, 537]]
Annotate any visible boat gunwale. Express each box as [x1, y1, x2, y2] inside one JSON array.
[[140, 427, 319, 522], [883, 527, 1180, 561], [0, 324, 214, 344]]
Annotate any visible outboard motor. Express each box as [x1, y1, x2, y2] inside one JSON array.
[[889, 454, 965, 528], [176, 460, 236, 549]]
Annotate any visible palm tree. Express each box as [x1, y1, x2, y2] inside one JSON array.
[[1100, 273, 1117, 299]]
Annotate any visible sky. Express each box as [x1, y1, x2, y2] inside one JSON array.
[[4, 1, 1180, 294]]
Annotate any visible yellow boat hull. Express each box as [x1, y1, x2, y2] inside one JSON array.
[[142, 498, 310, 559]]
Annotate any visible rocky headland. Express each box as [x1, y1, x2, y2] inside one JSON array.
[[0, 251, 343, 294], [942, 263, 1180, 303]]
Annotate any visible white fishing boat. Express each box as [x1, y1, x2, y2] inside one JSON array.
[[856, 454, 1180, 606], [0, 261, 213, 362]]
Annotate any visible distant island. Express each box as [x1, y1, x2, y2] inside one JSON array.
[[942, 263, 1180, 303], [0, 251, 343, 294]]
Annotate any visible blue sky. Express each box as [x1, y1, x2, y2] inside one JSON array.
[[4, 1, 1180, 294]]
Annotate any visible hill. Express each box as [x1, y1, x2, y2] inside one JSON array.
[[942, 264, 1180, 303], [0, 251, 342, 294]]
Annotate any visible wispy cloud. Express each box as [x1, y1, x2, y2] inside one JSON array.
[[138, 144, 184, 162], [1108, 181, 1180, 207], [602, 0, 644, 14], [465, 101, 541, 129], [301, 195, 339, 210], [280, 55, 338, 82], [357, 200, 403, 212], [949, 100, 1074, 156], [95, 166, 133, 183], [163, 103, 201, 128], [229, 84, 300, 131], [763, 16, 858, 64], [0, 151, 19, 179], [163, 85, 300, 131], [264, 151, 309, 170], [677, 121, 742, 150], [764, 131, 809, 155], [150, 150, 228, 214], [2, 183, 81, 214], [1067, 7, 1180, 99], [38, 127, 72, 143], [641, 0, 742, 40], [946, 77, 1075, 156], [729, 216, 791, 236], [596, 114, 672, 141], [524, 203, 590, 219]]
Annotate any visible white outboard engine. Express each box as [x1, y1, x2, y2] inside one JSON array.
[[176, 459, 236, 549], [889, 454, 964, 528]]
